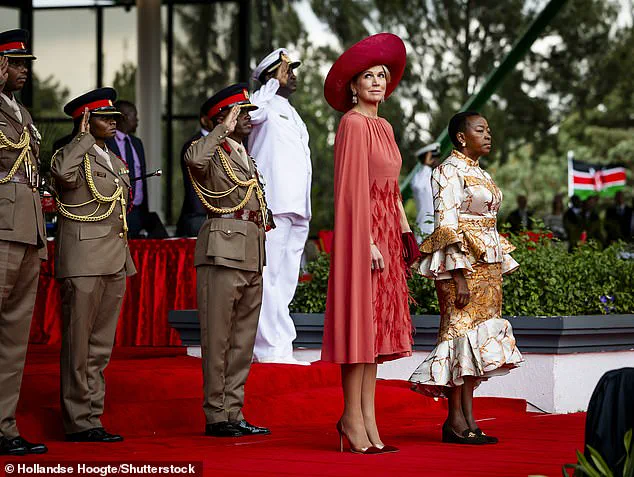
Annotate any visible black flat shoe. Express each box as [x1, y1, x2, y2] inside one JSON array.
[[472, 427, 499, 444], [231, 420, 270, 436], [0, 436, 48, 455], [66, 428, 123, 443], [441, 422, 487, 445], [205, 422, 244, 438]]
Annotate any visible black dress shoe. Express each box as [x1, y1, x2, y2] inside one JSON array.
[[66, 428, 123, 443], [441, 422, 487, 445], [205, 422, 244, 438], [0, 436, 48, 456], [231, 420, 271, 436], [472, 427, 499, 444]]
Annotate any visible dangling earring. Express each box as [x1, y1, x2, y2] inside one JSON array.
[[352, 92, 358, 104], [380, 96, 385, 103], [461, 142, 466, 147]]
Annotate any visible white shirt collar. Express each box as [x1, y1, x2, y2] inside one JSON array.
[[93, 144, 114, 171]]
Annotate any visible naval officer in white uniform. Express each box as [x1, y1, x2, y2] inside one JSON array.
[[249, 48, 312, 365]]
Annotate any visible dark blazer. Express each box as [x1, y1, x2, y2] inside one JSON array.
[[176, 130, 207, 236], [605, 205, 632, 243], [106, 134, 148, 212], [506, 208, 533, 234]]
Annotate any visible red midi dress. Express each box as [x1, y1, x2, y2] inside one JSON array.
[[321, 110, 413, 364]]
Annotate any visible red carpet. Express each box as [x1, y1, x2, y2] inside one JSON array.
[[2, 345, 585, 477]]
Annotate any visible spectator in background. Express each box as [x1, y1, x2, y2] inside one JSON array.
[[506, 194, 533, 233], [582, 195, 605, 247], [410, 143, 439, 238], [106, 100, 167, 239], [543, 193, 567, 240], [564, 195, 583, 252], [605, 191, 632, 244], [176, 101, 215, 237]]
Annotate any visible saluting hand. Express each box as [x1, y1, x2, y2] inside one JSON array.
[[275, 60, 289, 88], [0, 56, 8, 93], [221, 105, 240, 135], [79, 108, 91, 134]]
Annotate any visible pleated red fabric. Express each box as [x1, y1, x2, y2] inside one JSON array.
[[30, 239, 196, 346], [321, 111, 413, 364]]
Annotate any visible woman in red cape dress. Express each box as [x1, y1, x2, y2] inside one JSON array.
[[321, 33, 420, 454]]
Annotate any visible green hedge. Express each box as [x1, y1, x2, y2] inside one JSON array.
[[290, 237, 634, 316]]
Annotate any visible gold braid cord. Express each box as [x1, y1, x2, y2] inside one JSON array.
[[188, 146, 267, 220], [0, 128, 34, 184], [55, 152, 128, 234]]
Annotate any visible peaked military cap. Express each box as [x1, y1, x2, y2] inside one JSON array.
[[0, 29, 36, 59], [63, 87, 122, 119], [202, 83, 258, 120], [252, 48, 301, 83]]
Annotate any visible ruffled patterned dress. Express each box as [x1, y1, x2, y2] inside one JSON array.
[[409, 150, 523, 396], [321, 111, 413, 364]]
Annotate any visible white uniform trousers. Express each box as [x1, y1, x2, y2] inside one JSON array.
[[253, 213, 309, 360]]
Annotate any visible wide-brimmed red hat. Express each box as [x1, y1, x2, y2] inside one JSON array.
[[324, 33, 406, 113]]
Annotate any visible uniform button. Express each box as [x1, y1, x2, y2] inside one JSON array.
[[114, 178, 119, 184], [119, 214, 123, 220], [119, 232, 124, 238], [227, 230, 231, 234], [32, 187, 38, 192]]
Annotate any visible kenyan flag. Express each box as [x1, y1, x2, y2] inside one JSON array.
[[568, 159, 627, 200]]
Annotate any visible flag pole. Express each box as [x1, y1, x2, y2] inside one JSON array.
[[567, 150, 574, 198]]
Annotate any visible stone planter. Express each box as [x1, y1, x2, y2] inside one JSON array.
[[169, 311, 634, 352]]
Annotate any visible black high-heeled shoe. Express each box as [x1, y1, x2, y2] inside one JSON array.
[[441, 422, 487, 445], [336, 421, 382, 454], [471, 427, 499, 444]]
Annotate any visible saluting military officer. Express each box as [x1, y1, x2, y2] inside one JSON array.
[[0, 29, 48, 457], [185, 84, 271, 438], [51, 87, 136, 443]]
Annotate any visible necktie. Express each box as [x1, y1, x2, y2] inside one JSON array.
[[124, 136, 136, 199], [11, 102, 22, 123]]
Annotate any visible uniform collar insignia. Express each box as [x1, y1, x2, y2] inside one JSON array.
[[221, 141, 232, 154]]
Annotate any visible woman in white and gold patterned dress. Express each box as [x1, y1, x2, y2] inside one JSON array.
[[409, 112, 523, 445]]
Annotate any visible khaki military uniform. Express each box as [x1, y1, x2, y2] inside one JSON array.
[[185, 124, 267, 425], [0, 95, 47, 440], [51, 132, 136, 433]]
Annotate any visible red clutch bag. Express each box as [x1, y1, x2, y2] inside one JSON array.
[[402, 231, 422, 267]]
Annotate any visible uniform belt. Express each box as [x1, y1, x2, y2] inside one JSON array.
[[210, 209, 264, 227], [0, 171, 33, 186]]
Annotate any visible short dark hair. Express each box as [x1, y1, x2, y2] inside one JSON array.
[[448, 111, 482, 148], [114, 100, 136, 115]]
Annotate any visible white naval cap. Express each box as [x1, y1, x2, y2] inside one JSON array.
[[252, 48, 301, 83]]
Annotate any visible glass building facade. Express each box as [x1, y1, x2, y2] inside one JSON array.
[[0, 0, 250, 226]]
